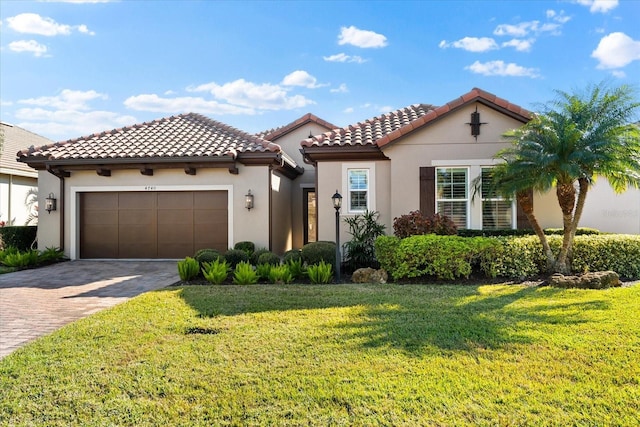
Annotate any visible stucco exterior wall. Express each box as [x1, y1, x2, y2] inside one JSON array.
[[577, 180, 640, 234], [270, 170, 293, 254], [37, 165, 273, 258], [0, 174, 37, 225]]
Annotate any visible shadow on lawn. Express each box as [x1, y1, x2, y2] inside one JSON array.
[[174, 284, 610, 355]]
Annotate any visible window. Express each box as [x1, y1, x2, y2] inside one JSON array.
[[436, 167, 468, 228], [348, 169, 369, 213], [481, 167, 513, 229]]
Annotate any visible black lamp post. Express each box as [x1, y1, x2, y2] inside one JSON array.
[[331, 190, 342, 283]]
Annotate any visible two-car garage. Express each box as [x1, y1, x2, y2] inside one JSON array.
[[79, 190, 228, 259]]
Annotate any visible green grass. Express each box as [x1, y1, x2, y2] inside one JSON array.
[[1, 284, 639, 426]]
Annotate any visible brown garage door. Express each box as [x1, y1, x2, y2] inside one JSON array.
[[80, 191, 228, 259]]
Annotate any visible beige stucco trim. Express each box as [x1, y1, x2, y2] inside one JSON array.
[[68, 184, 234, 260]]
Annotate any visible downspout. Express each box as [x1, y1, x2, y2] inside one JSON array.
[[268, 165, 273, 251], [59, 175, 65, 252]]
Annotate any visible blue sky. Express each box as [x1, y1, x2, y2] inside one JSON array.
[[1, 0, 639, 142]]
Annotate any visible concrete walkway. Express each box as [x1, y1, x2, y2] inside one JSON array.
[[0, 260, 178, 359]]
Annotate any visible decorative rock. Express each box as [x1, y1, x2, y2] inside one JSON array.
[[351, 267, 388, 284], [548, 271, 621, 289]]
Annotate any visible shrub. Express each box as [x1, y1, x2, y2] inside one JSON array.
[[234, 241, 256, 256], [177, 257, 200, 281], [251, 248, 271, 266], [457, 229, 535, 238], [374, 236, 401, 275], [1, 249, 39, 268], [544, 227, 601, 236], [571, 234, 640, 278], [233, 261, 258, 285], [301, 241, 336, 271], [343, 210, 386, 272], [307, 261, 333, 284], [194, 249, 223, 266], [268, 265, 293, 284], [0, 226, 37, 252], [0, 246, 19, 264], [257, 251, 280, 266], [225, 249, 250, 269], [37, 247, 65, 264], [393, 211, 456, 238], [283, 249, 302, 264], [255, 263, 272, 280], [202, 259, 230, 285], [286, 258, 307, 280]]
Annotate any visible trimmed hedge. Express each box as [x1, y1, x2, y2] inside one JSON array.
[[0, 226, 37, 252], [224, 249, 250, 269], [375, 234, 640, 281], [194, 249, 223, 266], [257, 251, 281, 266], [301, 241, 336, 270], [283, 249, 301, 264], [234, 241, 256, 256]]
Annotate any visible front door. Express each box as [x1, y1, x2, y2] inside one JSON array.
[[303, 188, 316, 244]]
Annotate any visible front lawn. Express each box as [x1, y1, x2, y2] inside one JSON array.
[[1, 284, 638, 425]]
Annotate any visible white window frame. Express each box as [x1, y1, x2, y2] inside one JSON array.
[[342, 162, 376, 215], [480, 167, 516, 230], [435, 166, 469, 229]]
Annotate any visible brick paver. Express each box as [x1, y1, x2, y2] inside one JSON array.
[[0, 260, 177, 359]]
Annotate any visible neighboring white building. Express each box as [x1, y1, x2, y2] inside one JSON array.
[[1, 122, 50, 226]]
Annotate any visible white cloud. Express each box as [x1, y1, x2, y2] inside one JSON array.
[[189, 78, 314, 110], [338, 26, 387, 48], [330, 84, 349, 94], [6, 13, 93, 36], [439, 37, 498, 52], [501, 38, 534, 52], [323, 53, 366, 63], [591, 32, 640, 69], [19, 89, 107, 110], [281, 70, 326, 89], [493, 11, 568, 38], [124, 94, 254, 115], [611, 70, 626, 78], [576, 0, 619, 13], [494, 22, 536, 37], [379, 106, 393, 113], [343, 107, 354, 113], [15, 108, 137, 139], [8, 40, 48, 57], [465, 60, 540, 78]]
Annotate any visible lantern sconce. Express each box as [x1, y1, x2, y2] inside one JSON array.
[[245, 190, 254, 211], [467, 106, 487, 140], [45, 192, 57, 214]]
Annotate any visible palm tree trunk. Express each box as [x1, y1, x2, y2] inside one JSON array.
[[517, 190, 555, 272], [566, 178, 589, 264], [556, 182, 576, 274]]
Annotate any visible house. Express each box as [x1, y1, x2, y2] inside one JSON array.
[[1, 122, 50, 226], [17, 88, 640, 260]]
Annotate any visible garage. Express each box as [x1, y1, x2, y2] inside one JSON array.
[[80, 190, 228, 259]]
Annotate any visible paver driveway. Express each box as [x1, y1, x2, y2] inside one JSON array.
[[0, 260, 178, 359]]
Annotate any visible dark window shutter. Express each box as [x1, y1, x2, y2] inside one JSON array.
[[516, 188, 533, 229], [419, 167, 435, 216]]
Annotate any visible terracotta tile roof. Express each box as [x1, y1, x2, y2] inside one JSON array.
[[301, 88, 531, 149], [17, 113, 281, 162], [256, 113, 338, 141], [1, 122, 52, 175], [301, 104, 436, 148]]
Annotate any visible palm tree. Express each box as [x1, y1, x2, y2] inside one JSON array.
[[25, 188, 39, 225], [492, 82, 640, 274]]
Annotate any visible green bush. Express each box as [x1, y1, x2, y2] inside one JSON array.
[[282, 249, 302, 264], [393, 211, 457, 238], [0, 226, 37, 252], [268, 265, 293, 284], [225, 249, 250, 269], [343, 210, 386, 272], [286, 258, 307, 281], [255, 263, 272, 280], [233, 261, 258, 285], [571, 234, 640, 278], [257, 251, 280, 266], [457, 229, 535, 238], [301, 241, 336, 271], [544, 227, 601, 236], [194, 249, 223, 266], [37, 247, 65, 264], [307, 261, 333, 284], [251, 248, 271, 266], [374, 236, 402, 276], [0, 246, 19, 264], [1, 249, 39, 268], [476, 235, 548, 279], [202, 259, 230, 285], [177, 257, 200, 281], [234, 241, 255, 256]]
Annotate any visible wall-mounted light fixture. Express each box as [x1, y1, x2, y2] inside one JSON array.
[[245, 190, 254, 211], [45, 192, 57, 214], [467, 106, 487, 140]]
